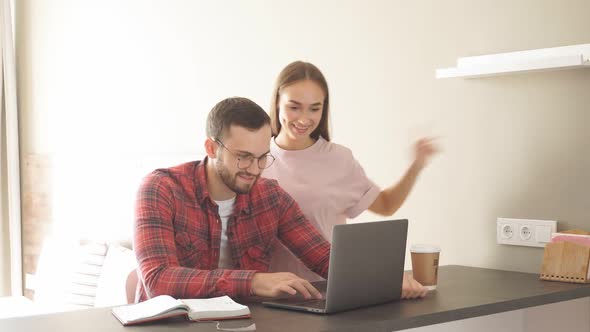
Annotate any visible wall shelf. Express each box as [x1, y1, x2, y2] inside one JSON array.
[[436, 43, 590, 79]]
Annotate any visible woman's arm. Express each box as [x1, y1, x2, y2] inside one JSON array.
[[368, 138, 439, 216]]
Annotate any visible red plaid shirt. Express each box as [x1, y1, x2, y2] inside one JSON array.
[[134, 158, 330, 300]]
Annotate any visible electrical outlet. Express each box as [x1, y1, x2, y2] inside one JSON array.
[[500, 224, 514, 240], [519, 225, 532, 240], [497, 218, 557, 247]]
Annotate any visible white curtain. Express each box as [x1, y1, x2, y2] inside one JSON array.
[[0, 0, 21, 297]]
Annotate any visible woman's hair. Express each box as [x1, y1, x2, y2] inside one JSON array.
[[269, 61, 331, 141]]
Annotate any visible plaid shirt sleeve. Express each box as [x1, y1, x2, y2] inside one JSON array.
[[134, 172, 256, 299], [274, 186, 331, 278]]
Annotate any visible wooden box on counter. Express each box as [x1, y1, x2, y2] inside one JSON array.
[[540, 230, 590, 284]]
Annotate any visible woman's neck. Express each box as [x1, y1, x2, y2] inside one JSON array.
[[275, 132, 316, 151]]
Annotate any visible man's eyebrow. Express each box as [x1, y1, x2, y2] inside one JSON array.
[[234, 149, 271, 157]]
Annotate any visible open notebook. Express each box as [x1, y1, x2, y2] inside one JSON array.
[[111, 295, 251, 325]]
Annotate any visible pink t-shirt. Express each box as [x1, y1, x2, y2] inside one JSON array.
[[262, 137, 381, 280]]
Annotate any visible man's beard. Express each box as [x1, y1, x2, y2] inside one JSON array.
[[215, 156, 259, 194]]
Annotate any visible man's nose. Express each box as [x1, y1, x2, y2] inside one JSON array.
[[244, 161, 261, 175]]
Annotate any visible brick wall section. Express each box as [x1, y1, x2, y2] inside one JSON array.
[[21, 155, 53, 300]]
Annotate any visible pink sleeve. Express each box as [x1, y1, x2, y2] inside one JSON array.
[[344, 157, 381, 219]]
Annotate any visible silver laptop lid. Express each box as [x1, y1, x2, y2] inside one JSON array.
[[324, 219, 408, 313]]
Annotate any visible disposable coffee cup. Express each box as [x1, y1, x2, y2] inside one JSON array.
[[410, 244, 441, 291]]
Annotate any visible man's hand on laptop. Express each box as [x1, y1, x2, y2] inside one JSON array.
[[251, 272, 323, 299], [401, 272, 428, 299]]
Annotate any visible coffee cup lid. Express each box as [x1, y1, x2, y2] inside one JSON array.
[[410, 244, 441, 253]]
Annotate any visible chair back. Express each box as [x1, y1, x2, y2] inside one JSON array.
[[125, 269, 139, 304]]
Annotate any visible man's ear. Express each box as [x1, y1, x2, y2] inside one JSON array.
[[204, 137, 218, 159]]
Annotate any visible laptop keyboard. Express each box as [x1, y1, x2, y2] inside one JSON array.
[[292, 299, 326, 308], [264, 280, 328, 310]]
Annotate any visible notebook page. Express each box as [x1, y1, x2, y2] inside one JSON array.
[[113, 295, 185, 322]]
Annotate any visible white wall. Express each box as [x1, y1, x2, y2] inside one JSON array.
[[14, 0, 590, 275]]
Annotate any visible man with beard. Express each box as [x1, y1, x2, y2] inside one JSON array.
[[133, 97, 330, 301]]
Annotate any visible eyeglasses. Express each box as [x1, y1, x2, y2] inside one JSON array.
[[215, 140, 275, 170]]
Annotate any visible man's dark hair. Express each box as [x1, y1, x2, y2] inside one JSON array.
[[206, 97, 271, 140]]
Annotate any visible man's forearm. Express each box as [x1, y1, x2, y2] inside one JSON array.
[[140, 263, 257, 299]]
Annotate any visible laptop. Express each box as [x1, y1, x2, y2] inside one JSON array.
[[263, 219, 408, 314]]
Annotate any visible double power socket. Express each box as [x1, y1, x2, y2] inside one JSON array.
[[496, 218, 557, 248]]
